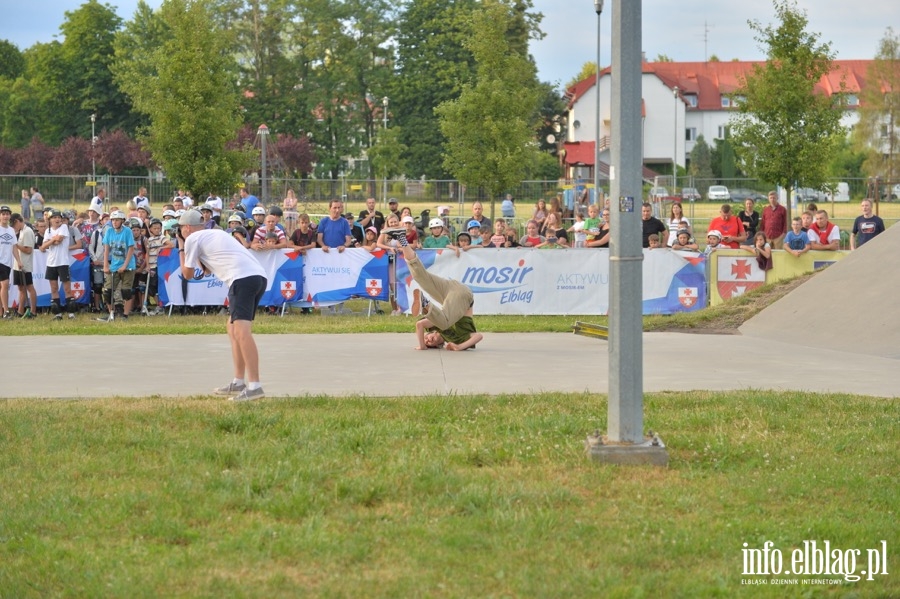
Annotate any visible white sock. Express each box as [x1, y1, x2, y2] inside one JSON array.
[[247, 382, 262, 391], [232, 378, 245, 386]]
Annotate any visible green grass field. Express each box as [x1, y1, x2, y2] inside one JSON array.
[[0, 391, 896, 597]]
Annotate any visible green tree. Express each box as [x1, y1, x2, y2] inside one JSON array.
[[828, 135, 865, 180], [852, 27, 900, 186], [392, 0, 478, 179], [367, 125, 407, 184], [729, 0, 845, 221], [565, 61, 597, 89], [436, 0, 542, 216], [689, 134, 713, 194], [114, 0, 254, 193], [25, 1, 136, 144], [113, 0, 169, 133], [0, 40, 25, 80]]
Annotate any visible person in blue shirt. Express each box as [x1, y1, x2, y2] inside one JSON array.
[[783, 217, 810, 258], [238, 187, 259, 214], [102, 210, 136, 321], [316, 200, 352, 252]]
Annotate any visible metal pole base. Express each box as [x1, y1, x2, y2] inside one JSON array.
[[586, 432, 669, 466]]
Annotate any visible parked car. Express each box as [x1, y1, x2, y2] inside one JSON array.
[[881, 184, 900, 201], [681, 187, 701, 201], [795, 187, 828, 203], [707, 185, 730, 201], [648, 186, 669, 200], [729, 188, 766, 203]]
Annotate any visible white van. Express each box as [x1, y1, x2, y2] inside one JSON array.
[[832, 182, 850, 202]]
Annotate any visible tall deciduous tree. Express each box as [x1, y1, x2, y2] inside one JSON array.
[[852, 27, 900, 187], [26, 1, 135, 144], [0, 40, 25, 80], [436, 0, 542, 215], [393, 0, 478, 179], [114, 0, 254, 194], [729, 0, 845, 221]]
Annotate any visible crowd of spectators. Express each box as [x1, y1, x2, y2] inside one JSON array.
[[0, 186, 883, 320]]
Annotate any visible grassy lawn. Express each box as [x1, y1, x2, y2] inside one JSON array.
[[0, 391, 896, 597]]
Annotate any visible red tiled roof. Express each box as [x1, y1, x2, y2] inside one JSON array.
[[568, 60, 875, 110]]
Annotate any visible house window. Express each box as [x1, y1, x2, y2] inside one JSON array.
[[846, 94, 859, 106], [717, 125, 728, 140], [721, 97, 732, 108], [685, 94, 698, 108], [685, 127, 697, 142]]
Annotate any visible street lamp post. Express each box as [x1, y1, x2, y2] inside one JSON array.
[[672, 86, 679, 195], [90, 112, 96, 189], [382, 96, 389, 209], [593, 0, 604, 204]]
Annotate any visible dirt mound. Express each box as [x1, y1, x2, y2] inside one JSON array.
[[739, 222, 900, 359]]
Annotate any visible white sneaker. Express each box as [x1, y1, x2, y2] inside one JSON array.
[[68, 313, 76, 319], [141, 306, 150, 316]]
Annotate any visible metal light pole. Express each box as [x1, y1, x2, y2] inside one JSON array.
[[672, 86, 679, 194], [257, 124, 269, 205], [90, 113, 96, 187], [591, 0, 667, 466], [382, 96, 389, 209], [593, 0, 604, 205]]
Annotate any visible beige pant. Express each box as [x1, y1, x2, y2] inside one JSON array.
[[407, 255, 473, 330]]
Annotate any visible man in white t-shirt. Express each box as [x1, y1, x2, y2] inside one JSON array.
[[133, 186, 150, 210], [11, 213, 37, 318], [0, 206, 21, 319], [178, 210, 268, 401], [204, 194, 223, 225], [39, 210, 76, 319]]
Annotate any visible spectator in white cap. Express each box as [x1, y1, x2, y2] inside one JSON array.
[[178, 209, 268, 401]]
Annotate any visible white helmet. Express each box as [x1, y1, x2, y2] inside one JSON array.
[[428, 218, 444, 229], [252, 206, 266, 216], [110, 210, 126, 220]]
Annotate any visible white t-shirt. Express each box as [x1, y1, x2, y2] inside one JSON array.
[[206, 196, 223, 216], [133, 195, 150, 210], [46, 224, 72, 267], [183, 229, 265, 288], [14, 226, 35, 272], [0, 224, 15, 267]]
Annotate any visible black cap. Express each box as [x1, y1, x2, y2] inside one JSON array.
[[49, 210, 63, 218], [0, 205, 10, 213]]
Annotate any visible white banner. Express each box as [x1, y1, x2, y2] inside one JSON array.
[[397, 248, 707, 315], [10, 249, 90, 307]]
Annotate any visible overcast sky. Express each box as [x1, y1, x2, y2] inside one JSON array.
[[1, 0, 895, 88]]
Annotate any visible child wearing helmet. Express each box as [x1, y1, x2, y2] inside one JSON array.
[[146, 218, 174, 315], [422, 217, 452, 249], [101, 211, 137, 321]]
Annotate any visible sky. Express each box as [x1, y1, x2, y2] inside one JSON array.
[[1, 0, 896, 88]]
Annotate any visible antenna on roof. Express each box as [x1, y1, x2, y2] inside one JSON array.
[[703, 20, 713, 63]]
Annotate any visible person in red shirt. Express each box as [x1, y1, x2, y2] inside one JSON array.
[[707, 204, 746, 249], [760, 191, 787, 249]]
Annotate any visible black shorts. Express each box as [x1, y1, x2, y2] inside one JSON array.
[[46, 265, 71, 283], [13, 270, 33, 287], [228, 275, 267, 322], [0, 264, 10, 282]]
